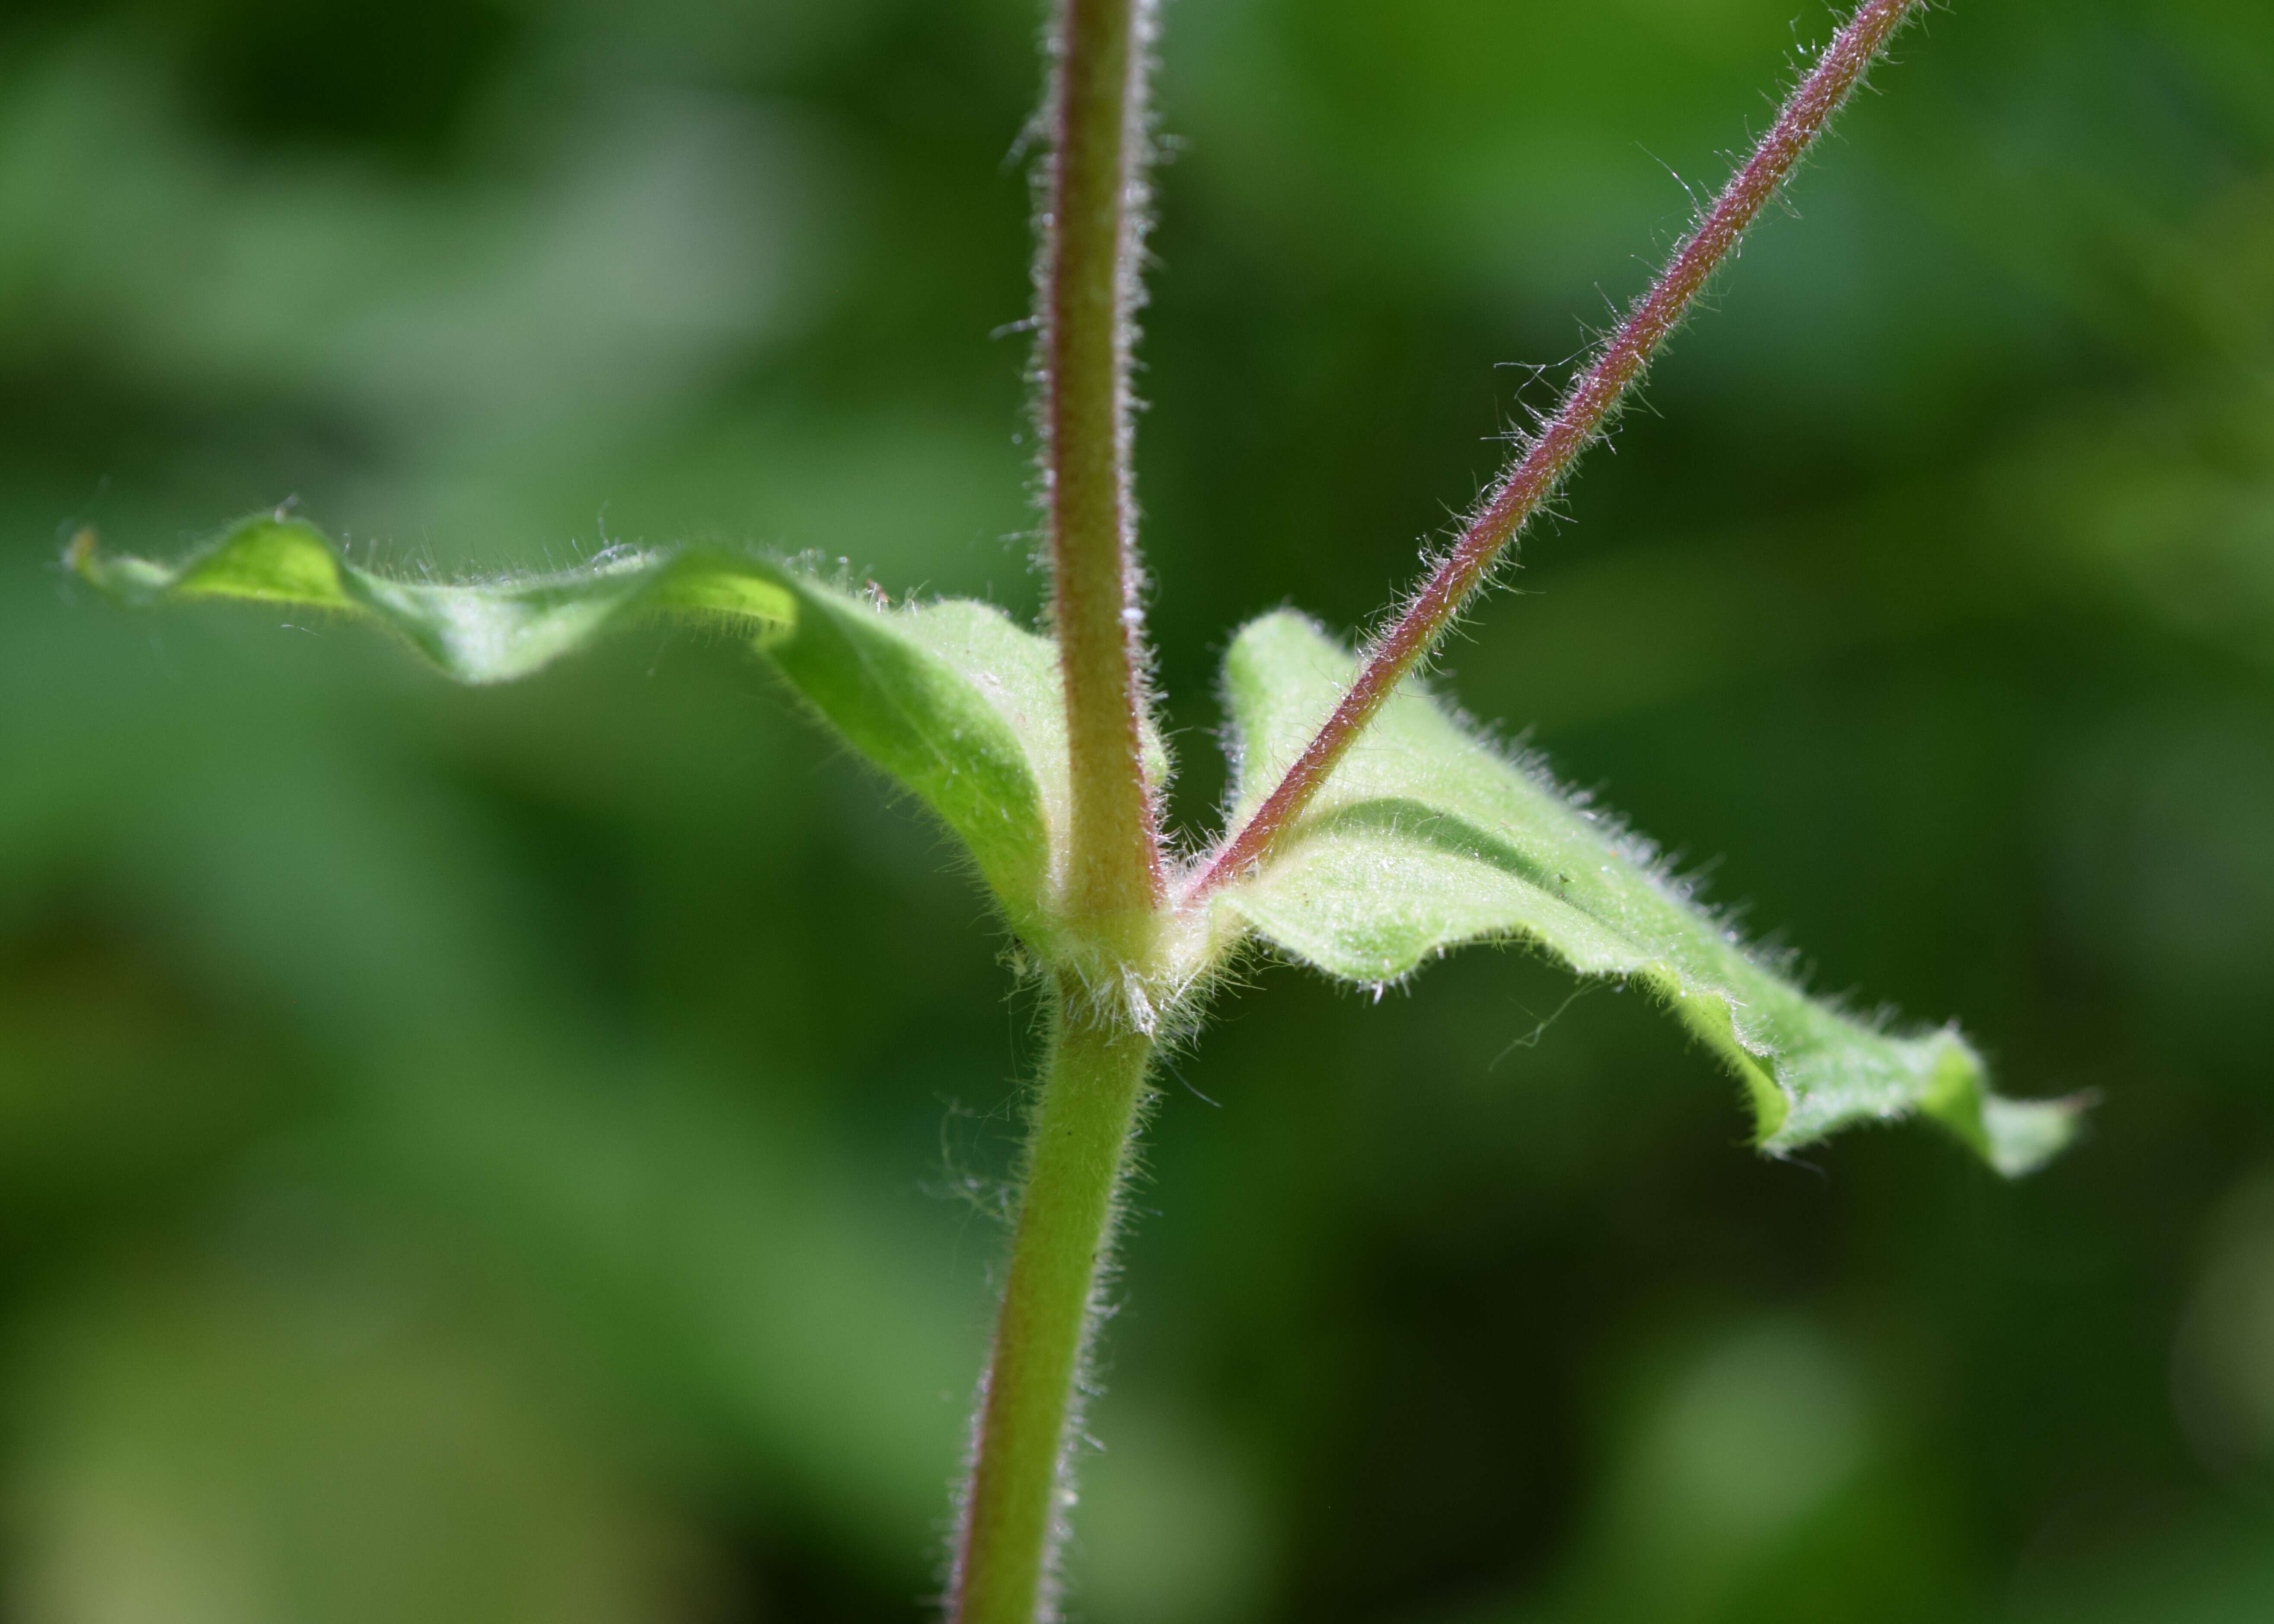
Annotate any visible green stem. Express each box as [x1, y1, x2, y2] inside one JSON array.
[[1042, 0, 1166, 932], [950, 7, 1169, 1617], [952, 978, 1153, 1624]]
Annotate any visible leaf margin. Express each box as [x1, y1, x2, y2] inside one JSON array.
[[70, 516, 1071, 943], [1205, 608, 2080, 1178]]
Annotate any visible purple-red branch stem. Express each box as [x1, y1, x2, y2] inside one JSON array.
[[1185, 0, 1925, 905]]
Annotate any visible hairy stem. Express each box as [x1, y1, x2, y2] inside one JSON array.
[[1043, 0, 1166, 930], [1187, 0, 1927, 902], [950, 7, 1167, 1617], [952, 980, 1154, 1624]]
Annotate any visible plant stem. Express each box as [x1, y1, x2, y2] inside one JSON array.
[[952, 978, 1154, 1624], [1042, 0, 1166, 931], [1186, 0, 1926, 903], [950, 6, 1167, 1615]]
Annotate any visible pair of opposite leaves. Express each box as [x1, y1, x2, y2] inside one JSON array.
[[75, 519, 2077, 1177]]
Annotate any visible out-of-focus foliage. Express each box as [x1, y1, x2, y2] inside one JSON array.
[[2, 0, 2271, 1620]]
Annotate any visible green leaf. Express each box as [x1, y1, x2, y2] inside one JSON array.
[[1211, 611, 2078, 1176], [72, 518, 1068, 939]]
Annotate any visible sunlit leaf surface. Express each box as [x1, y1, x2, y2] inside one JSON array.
[[73, 518, 1068, 938], [1212, 611, 2077, 1175]]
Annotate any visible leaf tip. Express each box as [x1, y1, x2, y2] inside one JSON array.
[[1919, 1029, 2084, 1178], [1978, 1091, 2090, 1178]]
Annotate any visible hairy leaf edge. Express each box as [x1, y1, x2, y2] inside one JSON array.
[[70, 517, 1069, 944], [1204, 609, 2082, 1177]]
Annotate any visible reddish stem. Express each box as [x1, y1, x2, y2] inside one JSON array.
[[1185, 0, 1926, 904]]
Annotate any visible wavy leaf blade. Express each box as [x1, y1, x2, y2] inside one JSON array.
[[1212, 611, 2076, 1176], [73, 519, 1065, 938]]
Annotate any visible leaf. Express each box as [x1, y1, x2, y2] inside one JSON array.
[[71, 518, 1069, 939], [1211, 611, 2078, 1176]]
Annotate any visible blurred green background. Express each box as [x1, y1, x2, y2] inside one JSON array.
[[3, 0, 2271, 1618]]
